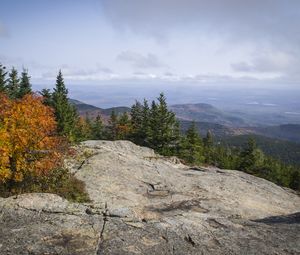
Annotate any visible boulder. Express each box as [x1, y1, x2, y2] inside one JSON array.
[[1, 140, 299, 254]]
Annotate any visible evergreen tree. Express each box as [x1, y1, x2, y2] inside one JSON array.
[[141, 99, 151, 145], [204, 130, 213, 147], [92, 114, 104, 140], [18, 68, 32, 98], [179, 122, 204, 165], [130, 99, 150, 145], [40, 88, 53, 106], [213, 145, 240, 169], [84, 113, 93, 139], [289, 170, 300, 191], [239, 137, 265, 174], [203, 130, 214, 164], [130, 101, 143, 142], [147, 93, 180, 155], [0, 63, 7, 93], [52, 70, 78, 141], [7, 67, 20, 99], [107, 110, 118, 140]]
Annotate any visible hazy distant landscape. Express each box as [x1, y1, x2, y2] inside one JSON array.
[[1, 1, 300, 254], [55, 83, 300, 126]]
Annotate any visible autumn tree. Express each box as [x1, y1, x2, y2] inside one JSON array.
[[75, 117, 93, 141], [0, 93, 63, 185], [117, 112, 131, 140]]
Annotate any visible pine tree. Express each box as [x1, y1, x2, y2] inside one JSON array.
[[7, 67, 20, 99], [130, 101, 143, 142], [52, 70, 78, 141], [18, 68, 32, 98], [147, 93, 180, 155], [0, 63, 7, 93], [84, 113, 93, 139], [204, 130, 213, 147], [92, 114, 104, 139], [289, 170, 300, 191], [141, 99, 151, 145], [107, 110, 118, 140], [40, 88, 53, 106], [130, 99, 151, 145], [203, 130, 214, 164], [179, 122, 204, 165], [239, 137, 257, 173]]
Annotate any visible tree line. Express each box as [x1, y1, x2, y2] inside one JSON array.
[[0, 64, 299, 192]]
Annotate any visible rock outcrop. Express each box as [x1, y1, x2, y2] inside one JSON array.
[[1, 140, 299, 254]]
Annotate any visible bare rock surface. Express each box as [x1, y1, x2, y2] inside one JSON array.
[[1, 140, 299, 254]]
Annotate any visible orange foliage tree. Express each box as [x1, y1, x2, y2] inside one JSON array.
[[0, 93, 63, 184]]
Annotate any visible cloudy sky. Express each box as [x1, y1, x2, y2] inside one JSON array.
[[1, 0, 300, 92]]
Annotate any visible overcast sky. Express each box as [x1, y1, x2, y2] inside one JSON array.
[[1, 0, 300, 90]]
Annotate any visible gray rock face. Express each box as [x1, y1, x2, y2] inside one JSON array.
[[1, 140, 299, 254]]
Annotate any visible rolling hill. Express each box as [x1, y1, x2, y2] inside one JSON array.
[[69, 99, 131, 120], [170, 103, 246, 127], [251, 124, 300, 143]]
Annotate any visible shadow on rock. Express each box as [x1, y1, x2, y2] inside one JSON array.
[[253, 212, 300, 225]]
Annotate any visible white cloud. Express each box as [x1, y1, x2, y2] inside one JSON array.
[[231, 51, 299, 75], [117, 51, 164, 69]]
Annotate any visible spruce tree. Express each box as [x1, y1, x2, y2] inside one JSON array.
[[7, 67, 20, 99], [18, 68, 32, 98], [203, 130, 214, 164], [130, 100, 150, 145], [179, 122, 204, 165], [0, 63, 7, 93], [239, 137, 257, 173], [40, 88, 53, 106], [148, 93, 180, 155], [52, 70, 78, 141], [141, 99, 151, 145], [92, 114, 104, 140], [107, 110, 118, 140]]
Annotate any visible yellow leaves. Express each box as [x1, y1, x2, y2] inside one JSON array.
[[0, 93, 64, 183], [0, 167, 11, 183]]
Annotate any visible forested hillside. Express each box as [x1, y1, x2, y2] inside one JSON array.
[[221, 135, 300, 167]]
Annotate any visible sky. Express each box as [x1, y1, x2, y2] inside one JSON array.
[[1, 0, 300, 105]]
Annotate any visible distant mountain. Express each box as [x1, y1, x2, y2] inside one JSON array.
[[170, 103, 246, 127], [251, 124, 300, 143], [180, 119, 253, 138], [70, 99, 300, 145], [69, 99, 131, 120]]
